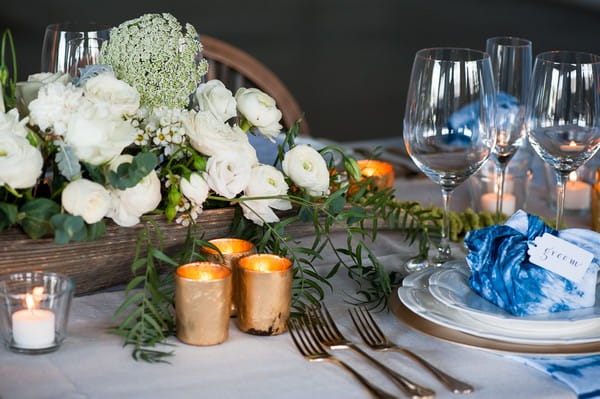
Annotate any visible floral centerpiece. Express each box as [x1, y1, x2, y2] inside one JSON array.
[[0, 15, 498, 361]]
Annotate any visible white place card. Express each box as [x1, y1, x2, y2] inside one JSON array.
[[527, 233, 594, 283]]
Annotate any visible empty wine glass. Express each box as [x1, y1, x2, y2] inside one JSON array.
[[41, 23, 111, 73], [527, 51, 600, 228], [65, 37, 106, 76], [485, 36, 532, 218], [404, 48, 496, 267]]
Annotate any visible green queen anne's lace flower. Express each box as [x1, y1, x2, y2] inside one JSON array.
[[100, 13, 208, 109]]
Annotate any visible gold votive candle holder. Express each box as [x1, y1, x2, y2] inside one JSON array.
[[592, 169, 600, 231], [175, 262, 232, 346], [201, 238, 256, 316], [349, 160, 395, 194], [237, 254, 292, 336]]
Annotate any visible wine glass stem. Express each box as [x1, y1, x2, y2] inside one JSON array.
[[555, 171, 569, 229], [495, 162, 507, 221], [435, 187, 453, 264]]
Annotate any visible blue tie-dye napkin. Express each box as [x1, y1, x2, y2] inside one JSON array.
[[512, 355, 600, 398]]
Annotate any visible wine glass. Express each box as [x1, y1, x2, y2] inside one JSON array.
[[41, 23, 111, 73], [485, 37, 532, 219], [65, 37, 106, 76], [527, 51, 600, 228], [404, 48, 496, 267]]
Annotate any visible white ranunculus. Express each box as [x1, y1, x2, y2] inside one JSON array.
[[15, 72, 70, 109], [241, 164, 291, 225], [62, 179, 111, 224], [28, 82, 83, 135], [195, 80, 237, 123], [183, 110, 258, 162], [180, 172, 209, 207], [0, 132, 43, 189], [107, 155, 162, 227], [205, 152, 255, 199], [235, 87, 282, 141], [282, 144, 330, 197], [64, 105, 137, 165], [0, 109, 29, 137], [84, 73, 140, 117]]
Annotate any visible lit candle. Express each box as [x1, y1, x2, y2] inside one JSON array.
[[12, 291, 55, 349], [480, 192, 516, 215], [560, 140, 584, 153], [175, 262, 232, 346], [202, 238, 255, 317], [564, 171, 591, 210], [237, 254, 292, 336], [355, 160, 395, 191]]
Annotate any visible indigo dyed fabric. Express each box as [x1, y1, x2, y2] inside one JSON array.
[[465, 210, 600, 316]]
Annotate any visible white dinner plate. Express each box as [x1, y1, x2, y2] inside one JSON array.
[[398, 266, 600, 345], [427, 261, 600, 333]]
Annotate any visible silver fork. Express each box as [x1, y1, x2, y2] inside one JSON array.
[[287, 317, 400, 399], [306, 304, 435, 399], [349, 307, 474, 394]]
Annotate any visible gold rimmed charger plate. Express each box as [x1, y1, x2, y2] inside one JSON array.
[[389, 289, 600, 356]]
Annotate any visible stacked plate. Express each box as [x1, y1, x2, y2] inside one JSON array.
[[398, 261, 600, 346]]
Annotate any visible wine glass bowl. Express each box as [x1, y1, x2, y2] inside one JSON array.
[[404, 47, 496, 265], [527, 50, 600, 227], [65, 37, 106, 76]]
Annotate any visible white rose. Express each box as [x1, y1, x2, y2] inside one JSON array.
[[241, 164, 292, 225], [84, 73, 140, 118], [195, 80, 237, 123], [180, 172, 209, 207], [282, 144, 330, 197], [62, 179, 111, 224], [16, 72, 70, 109], [107, 155, 162, 227], [0, 132, 43, 189], [64, 104, 137, 165], [235, 87, 282, 141], [0, 109, 29, 137], [183, 110, 258, 162], [28, 82, 83, 135], [205, 152, 254, 199]]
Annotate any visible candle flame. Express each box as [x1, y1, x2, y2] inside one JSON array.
[[25, 294, 34, 312], [569, 171, 578, 182], [32, 286, 44, 302], [569, 140, 577, 148]]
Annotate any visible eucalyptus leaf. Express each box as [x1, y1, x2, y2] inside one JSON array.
[[109, 152, 158, 190], [50, 214, 87, 244], [55, 143, 82, 181], [19, 198, 60, 239], [0, 202, 17, 230]]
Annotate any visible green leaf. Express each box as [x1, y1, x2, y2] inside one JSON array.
[[19, 198, 60, 239], [86, 220, 106, 241], [82, 162, 107, 185], [55, 143, 82, 181], [109, 152, 158, 190], [298, 206, 313, 223], [50, 214, 87, 244], [0, 202, 17, 230]]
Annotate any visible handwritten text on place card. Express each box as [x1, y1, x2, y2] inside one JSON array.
[[527, 233, 594, 283]]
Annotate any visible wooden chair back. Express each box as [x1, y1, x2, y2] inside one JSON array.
[[201, 35, 310, 135]]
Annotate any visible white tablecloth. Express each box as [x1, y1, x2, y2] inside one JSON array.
[[0, 178, 586, 399]]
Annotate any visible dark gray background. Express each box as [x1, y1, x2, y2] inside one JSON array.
[[2, 0, 600, 141]]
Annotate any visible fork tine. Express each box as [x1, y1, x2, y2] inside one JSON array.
[[354, 308, 380, 345], [306, 305, 334, 342], [296, 318, 321, 355], [320, 304, 344, 337], [287, 318, 308, 357], [348, 308, 376, 346], [300, 317, 329, 354], [360, 307, 387, 342]]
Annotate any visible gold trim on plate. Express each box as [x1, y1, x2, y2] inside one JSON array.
[[389, 289, 600, 356]]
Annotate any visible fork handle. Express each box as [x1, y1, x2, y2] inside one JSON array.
[[330, 357, 400, 399], [390, 347, 473, 394], [349, 345, 435, 399]]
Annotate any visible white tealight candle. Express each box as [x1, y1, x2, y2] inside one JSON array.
[[564, 171, 591, 211], [481, 192, 516, 215], [12, 294, 55, 349]]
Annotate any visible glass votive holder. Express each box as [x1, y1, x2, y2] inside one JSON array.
[[201, 238, 256, 316], [175, 262, 232, 346], [468, 158, 532, 216], [0, 272, 75, 354], [237, 254, 292, 336], [543, 163, 593, 215]]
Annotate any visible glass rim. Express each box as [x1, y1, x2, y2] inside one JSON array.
[[0, 271, 75, 296], [536, 50, 600, 65], [415, 47, 490, 63], [486, 36, 532, 47], [45, 22, 112, 33]]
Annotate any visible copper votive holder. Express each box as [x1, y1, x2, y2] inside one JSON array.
[[237, 254, 292, 336], [175, 262, 232, 346], [201, 238, 256, 316], [357, 160, 395, 191]]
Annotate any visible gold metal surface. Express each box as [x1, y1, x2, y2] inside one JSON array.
[[237, 254, 292, 336], [202, 238, 256, 316], [175, 262, 232, 346], [389, 289, 600, 355], [355, 160, 395, 191]]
